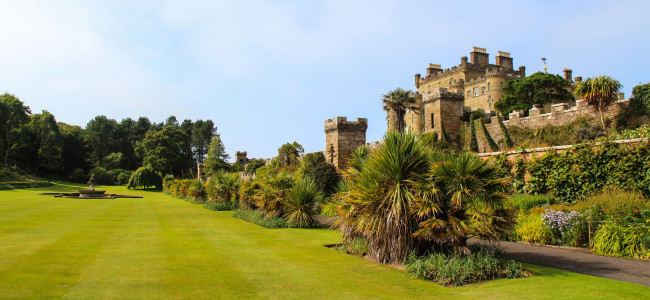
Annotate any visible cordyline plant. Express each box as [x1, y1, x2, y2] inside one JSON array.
[[573, 75, 622, 131], [337, 131, 514, 264]]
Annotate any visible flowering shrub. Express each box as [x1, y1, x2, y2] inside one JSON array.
[[541, 208, 585, 245]]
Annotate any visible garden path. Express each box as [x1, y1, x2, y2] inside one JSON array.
[[471, 239, 650, 287]]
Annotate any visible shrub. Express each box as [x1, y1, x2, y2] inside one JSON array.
[[68, 168, 87, 183], [510, 194, 555, 211], [575, 189, 650, 224], [203, 201, 237, 211], [406, 246, 529, 286], [89, 167, 113, 185], [232, 208, 297, 229], [188, 179, 205, 201], [592, 221, 650, 259], [320, 201, 339, 217], [127, 166, 162, 189], [284, 179, 323, 228], [339, 237, 368, 256], [0, 184, 14, 190], [514, 214, 554, 244], [541, 208, 585, 246], [109, 169, 132, 185]]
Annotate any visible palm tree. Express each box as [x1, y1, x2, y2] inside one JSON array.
[[256, 172, 294, 217], [284, 179, 323, 228], [382, 88, 418, 132], [414, 152, 513, 255], [340, 131, 430, 263], [573, 75, 623, 130]]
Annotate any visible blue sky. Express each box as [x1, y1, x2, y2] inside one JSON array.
[[1, 0, 649, 160]]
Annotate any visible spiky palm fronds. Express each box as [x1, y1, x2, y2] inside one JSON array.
[[284, 179, 323, 228], [256, 172, 294, 217], [574, 75, 623, 130], [342, 131, 431, 263], [382, 87, 417, 132], [416, 152, 512, 255]]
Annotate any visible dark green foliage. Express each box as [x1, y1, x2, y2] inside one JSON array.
[[277, 141, 304, 166], [114, 169, 132, 185], [203, 201, 238, 211], [0, 93, 31, 167], [244, 159, 266, 175], [574, 125, 605, 142], [68, 168, 87, 183], [479, 119, 499, 152], [629, 82, 650, 116], [497, 114, 514, 149], [232, 208, 299, 229], [204, 133, 230, 174], [89, 167, 113, 185], [101, 152, 123, 170], [135, 126, 187, 175], [495, 72, 574, 116], [468, 115, 479, 152], [0, 181, 51, 190], [127, 165, 162, 189], [526, 142, 650, 202], [298, 152, 340, 196], [284, 179, 324, 228], [406, 245, 528, 286]]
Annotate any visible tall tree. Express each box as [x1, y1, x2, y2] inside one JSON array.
[[278, 141, 304, 166], [135, 125, 186, 175], [59, 123, 90, 174], [85, 115, 118, 164], [179, 119, 195, 171], [192, 119, 216, 164], [0, 93, 31, 167], [495, 72, 574, 116], [629, 81, 650, 116], [382, 87, 417, 132], [28, 111, 63, 174], [204, 133, 230, 174], [573, 75, 623, 130]]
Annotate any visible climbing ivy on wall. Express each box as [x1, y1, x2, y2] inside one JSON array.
[[525, 142, 650, 202]]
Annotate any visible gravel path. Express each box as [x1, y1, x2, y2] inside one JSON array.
[[471, 239, 650, 287]]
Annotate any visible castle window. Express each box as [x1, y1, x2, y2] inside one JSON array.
[[430, 113, 435, 129], [481, 87, 486, 95], [467, 91, 471, 98], [474, 87, 479, 97], [500, 82, 503, 89], [488, 82, 491, 91]]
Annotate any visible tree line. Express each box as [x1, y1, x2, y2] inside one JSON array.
[[0, 93, 229, 183]]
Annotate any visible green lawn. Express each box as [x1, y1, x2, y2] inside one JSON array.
[[1, 183, 649, 299]]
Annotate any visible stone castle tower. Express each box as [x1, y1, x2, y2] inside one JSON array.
[[235, 151, 248, 166], [324, 117, 367, 169], [390, 47, 527, 138]]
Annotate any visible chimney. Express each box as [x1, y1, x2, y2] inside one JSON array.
[[495, 51, 513, 70], [470, 46, 489, 66], [415, 74, 421, 88], [426, 63, 442, 77], [563, 68, 573, 81], [518, 66, 526, 77]]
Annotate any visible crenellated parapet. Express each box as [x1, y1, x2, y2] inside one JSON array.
[[325, 116, 368, 169]]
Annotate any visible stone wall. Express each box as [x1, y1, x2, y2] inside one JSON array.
[[475, 99, 630, 153], [324, 116, 368, 169]]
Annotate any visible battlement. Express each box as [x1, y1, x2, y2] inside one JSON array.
[[423, 87, 464, 103], [472, 46, 487, 53], [324, 116, 368, 133], [429, 63, 441, 69], [497, 51, 510, 58], [235, 151, 247, 156]]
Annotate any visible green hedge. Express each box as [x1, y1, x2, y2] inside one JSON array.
[[0, 181, 52, 190]]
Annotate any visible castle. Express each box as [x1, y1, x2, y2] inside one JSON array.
[[387, 46, 626, 149]]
